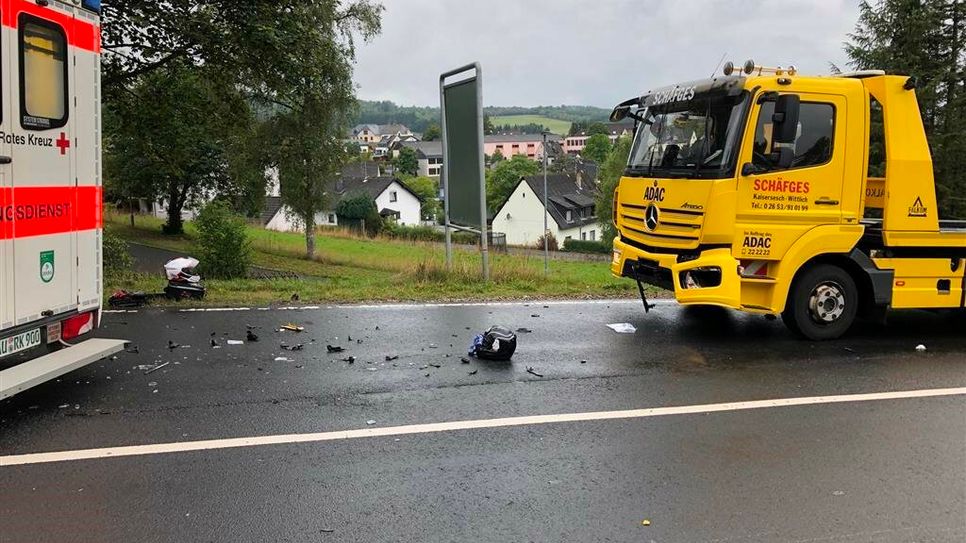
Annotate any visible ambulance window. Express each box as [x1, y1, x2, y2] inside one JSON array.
[[19, 17, 69, 130], [752, 101, 835, 171]]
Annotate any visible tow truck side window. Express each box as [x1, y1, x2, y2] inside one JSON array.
[[19, 16, 69, 130], [752, 101, 834, 171]]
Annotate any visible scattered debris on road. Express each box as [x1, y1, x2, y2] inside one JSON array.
[[428, 363, 441, 368], [167, 340, 180, 350], [530, 314, 540, 318], [327, 345, 344, 353], [641, 519, 651, 527], [461, 357, 470, 364], [125, 345, 140, 354], [281, 323, 304, 332], [526, 367, 544, 377], [227, 340, 244, 345], [385, 355, 399, 361], [274, 357, 290, 362], [144, 362, 170, 374], [468, 369, 478, 375], [343, 356, 356, 363], [515, 327, 532, 333], [606, 323, 637, 334], [246, 330, 259, 342], [366, 420, 376, 425]]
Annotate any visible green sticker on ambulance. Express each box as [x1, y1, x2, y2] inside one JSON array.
[[40, 250, 55, 283]]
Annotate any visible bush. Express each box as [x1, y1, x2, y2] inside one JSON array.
[[336, 193, 383, 237], [102, 227, 132, 276], [379, 222, 478, 244], [534, 232, 558, 251], [562, 238, 610, 254], [195, 201, 251, 279]]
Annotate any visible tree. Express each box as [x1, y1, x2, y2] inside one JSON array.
[[845, 0, 965, 218], [485, 154, 539, 212], [101, 0, 384, 248], [393, 147, 419, 177], [582, 133, 612, 165], [483, 114, 494, 135], [404, 176, 441, 220], [586, 122, 610, 136], [104, 61, 257, 234], [423, 123, 441, 141], [195, 200, 252, 279], [548, 152, 578, 175], [596, 136, 633, 242], [490, 149, 505, 165]]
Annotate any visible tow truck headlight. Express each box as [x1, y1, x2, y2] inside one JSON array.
[[680, 267, 722, 289], [612, 249, 622, 264]]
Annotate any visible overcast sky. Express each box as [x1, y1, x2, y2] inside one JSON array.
[[353, 0, 861, 108]]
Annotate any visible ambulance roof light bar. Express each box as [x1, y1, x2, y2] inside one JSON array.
[[723, 59, 797, 77]]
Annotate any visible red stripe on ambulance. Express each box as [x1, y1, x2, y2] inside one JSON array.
[[1, 0, 101, 53], [0, 186, 102, 240]]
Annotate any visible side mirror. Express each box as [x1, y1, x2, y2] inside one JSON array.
[[772, 94, 800, 144]]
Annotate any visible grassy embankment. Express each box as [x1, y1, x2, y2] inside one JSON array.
[[104, 212, 648, 306], [489, 115, 572, 135]]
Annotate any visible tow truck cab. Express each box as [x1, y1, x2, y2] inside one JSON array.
[[610, 61, 966, 340]]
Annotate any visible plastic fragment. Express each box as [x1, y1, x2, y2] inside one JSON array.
[[606, 322, 637, 334], [526, 367, 544, 377], [227, 340, 244, 345], [366, 420, 376, 425], [468, 370, 478, 375], [246, 330, 259, 342], [327, 345, 344, 353], [281, 323, 304, 332], [641, 519, 651, 526], [915, 344, 926, 352], [385, 355, 399, 361]]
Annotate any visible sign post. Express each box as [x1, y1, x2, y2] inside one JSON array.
[[440, 63, 488, 280]]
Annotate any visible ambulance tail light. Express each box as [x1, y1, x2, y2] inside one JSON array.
[[62, 312, 95, 340]]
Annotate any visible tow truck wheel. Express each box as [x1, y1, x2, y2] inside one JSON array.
[[782, 264, 858, 340]]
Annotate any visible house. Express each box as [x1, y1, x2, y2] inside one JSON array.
[[398, 141, 444, 177], [262, 162, 423, 232], [350, 123, 415, 148], [563, 120, 635, 155], [490, 173, 601, 248], [484, 133, 561, 160]]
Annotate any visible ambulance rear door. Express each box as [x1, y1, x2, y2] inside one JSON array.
[[9, 4, 77, 324]]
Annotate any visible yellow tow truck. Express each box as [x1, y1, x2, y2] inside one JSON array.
[[610, 60, 966, 339]]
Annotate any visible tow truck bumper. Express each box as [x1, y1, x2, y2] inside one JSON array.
[[611, 238, 744, 309]]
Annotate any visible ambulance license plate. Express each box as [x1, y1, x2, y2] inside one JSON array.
[[0, 329, 42, 359]]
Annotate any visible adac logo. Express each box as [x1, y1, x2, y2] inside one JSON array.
[[644, 180, 666, 202], [908, 196, 927, 218]]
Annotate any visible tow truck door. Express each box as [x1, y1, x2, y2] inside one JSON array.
[[735, 92, 846, 260], [8, 4, 77, 323]]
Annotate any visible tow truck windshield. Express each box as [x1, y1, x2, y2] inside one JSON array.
[[626, 92, 748, 179]]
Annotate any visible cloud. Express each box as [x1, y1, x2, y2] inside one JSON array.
[[353, 0, 860, 107]]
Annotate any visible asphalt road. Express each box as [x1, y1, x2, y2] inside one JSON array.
[[1, 300, 964, 542]]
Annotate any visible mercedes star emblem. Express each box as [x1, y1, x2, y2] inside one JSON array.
[[644, 203, 660, 231]]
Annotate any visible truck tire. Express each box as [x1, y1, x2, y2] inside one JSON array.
[[782, 264, 858, 340]]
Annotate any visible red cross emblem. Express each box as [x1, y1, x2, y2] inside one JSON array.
[[55, 132, 70, 155]]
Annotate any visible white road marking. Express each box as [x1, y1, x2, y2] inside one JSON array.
[[2, 387, 963, 467]]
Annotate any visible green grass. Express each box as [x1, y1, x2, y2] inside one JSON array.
[[490, 115, 572, 135], [104, 211, 650, 306]]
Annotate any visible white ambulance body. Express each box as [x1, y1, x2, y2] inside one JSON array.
[[0, 0, 124, 399]]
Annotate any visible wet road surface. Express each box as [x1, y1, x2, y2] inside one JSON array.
[[1, 300, 964, 542]]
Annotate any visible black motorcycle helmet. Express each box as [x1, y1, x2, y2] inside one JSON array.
[[471, 325, 517, 361]]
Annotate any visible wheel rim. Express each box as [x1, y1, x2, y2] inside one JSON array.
[[807, 281, 846, 324]]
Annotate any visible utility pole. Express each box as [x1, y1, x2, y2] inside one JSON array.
[[542, 131, 549, 276]]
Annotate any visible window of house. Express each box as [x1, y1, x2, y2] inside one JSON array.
[[752, 100, 835, 172], [581, 232, 587, 240], [389, 191, 397, 202], [328, 214, 336, 223], [566, 210, 572, 222], [20, 16, 68, 130], [589, 230, 596, 241], [527, 143, 535, 148]]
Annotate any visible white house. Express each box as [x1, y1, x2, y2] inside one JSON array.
[[263, 162, 423, 232], [491, 173, 602, 248]]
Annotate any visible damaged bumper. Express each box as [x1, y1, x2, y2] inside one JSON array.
[[611, 237, 743, 308]]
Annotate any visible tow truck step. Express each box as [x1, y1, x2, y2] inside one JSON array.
[[0, 339, 128, 400]]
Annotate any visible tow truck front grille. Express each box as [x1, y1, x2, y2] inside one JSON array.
[[619, 203, 704, 249]]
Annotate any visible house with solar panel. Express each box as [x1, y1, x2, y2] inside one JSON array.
[[490, 173, 602, 248]]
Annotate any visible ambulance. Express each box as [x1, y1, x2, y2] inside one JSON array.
[[0, 0, 125, 398]]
